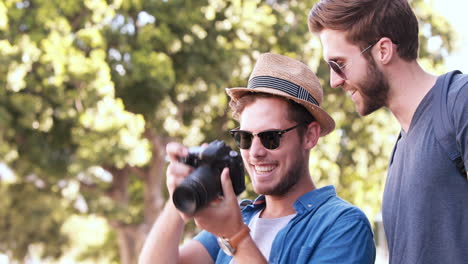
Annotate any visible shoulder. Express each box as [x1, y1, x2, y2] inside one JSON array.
[[445, 73, 468, 122], [443, 72, 468, 104], [299, 186, 371, 226], [303, 195, 373, 238], [304, 197, 376, 263], [449, 72, 468, 88], [451, 76, 468, 102], [321, 195, 370, 221], [319, 197, 374, 243]]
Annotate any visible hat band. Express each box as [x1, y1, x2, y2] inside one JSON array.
[[247, 76, 319, 106]]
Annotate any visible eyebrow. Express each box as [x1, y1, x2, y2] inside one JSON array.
[[326, 55, 346, 62]]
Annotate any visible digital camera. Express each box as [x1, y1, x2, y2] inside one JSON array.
[[172, 140, 245, 214]]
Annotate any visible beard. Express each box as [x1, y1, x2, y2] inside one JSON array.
[[262, 153, 306, 196], [356, 56, 390, 116]]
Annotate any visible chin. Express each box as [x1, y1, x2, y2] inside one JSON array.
[[253, 187, 267, 195], [355, 104, 369, 116], [357, 100, 382, 116], [253, 184, 281, 196], [357, 107, 372, 116]]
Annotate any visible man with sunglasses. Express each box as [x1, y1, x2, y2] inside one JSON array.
[[309, 0, 468, 263], [139, 53, 376, 264]]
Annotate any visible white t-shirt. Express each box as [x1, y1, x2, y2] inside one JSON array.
[[229, 210, 295, 263]]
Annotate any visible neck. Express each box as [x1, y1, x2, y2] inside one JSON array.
[[385, 61, 437, 132], [261, 173, 315, 219]]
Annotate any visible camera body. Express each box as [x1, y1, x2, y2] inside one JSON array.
[[172, 140, 245, 214]]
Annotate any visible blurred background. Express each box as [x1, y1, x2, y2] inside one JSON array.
[[0, 0, 463, 263]]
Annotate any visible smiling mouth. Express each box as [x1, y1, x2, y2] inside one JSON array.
[[254, 165, 276, 174]]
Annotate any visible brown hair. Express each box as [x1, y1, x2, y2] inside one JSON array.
[[308, 0, 419, 61], [229, 93, 316, 135]]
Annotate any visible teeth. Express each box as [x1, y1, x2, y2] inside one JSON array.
[[254, 165, 275, 173]]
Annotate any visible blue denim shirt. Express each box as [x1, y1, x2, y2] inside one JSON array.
[[194, 185, 376, 263]]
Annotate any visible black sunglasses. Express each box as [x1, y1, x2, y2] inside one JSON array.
[[229, 123, 304, 150], [327, 42, 376, 80]]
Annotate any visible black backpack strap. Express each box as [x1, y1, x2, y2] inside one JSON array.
[[432, 70, 466, 176]]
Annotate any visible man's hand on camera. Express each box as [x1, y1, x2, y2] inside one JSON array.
[[165, 142, 196, 223], [193, 167, 245, 239], [165, 142, 192, 194]]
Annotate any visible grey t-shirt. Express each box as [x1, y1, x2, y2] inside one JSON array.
[[382, 73, 468, 264]]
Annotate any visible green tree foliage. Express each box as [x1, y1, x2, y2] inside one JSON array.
[[0, 0, 455, 263]]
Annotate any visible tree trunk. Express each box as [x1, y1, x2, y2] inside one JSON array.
[[142, 130, 167, 228], [107, 129, 168, 264], [114, 224, 139, 264], [137, 131, 168, 251]]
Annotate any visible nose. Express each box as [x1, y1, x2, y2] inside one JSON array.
[[330, 70, 345, 89], [248, 136, 267, 158]]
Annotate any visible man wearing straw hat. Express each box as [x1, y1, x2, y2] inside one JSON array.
[[139, 53, 376, 264]]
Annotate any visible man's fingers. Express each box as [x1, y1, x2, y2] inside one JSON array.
[[167, 162, 192, 176], [166, 159, 193, 193], [220, 167, 235, 200], [208, 196, 225, 208], [166, 171, 188, 187], [166, 142, 188, 162]]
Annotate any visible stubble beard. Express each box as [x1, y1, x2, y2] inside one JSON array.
[[262, 153, 307, 196], [357, 56, 390, 116]]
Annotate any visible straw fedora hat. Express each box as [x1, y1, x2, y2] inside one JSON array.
[[226, 53, 335, 136]]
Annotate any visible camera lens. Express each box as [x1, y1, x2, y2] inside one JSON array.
[[172, 185, 200, 215], [172, 165, 219, 214]]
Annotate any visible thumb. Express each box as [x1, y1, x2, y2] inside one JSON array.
[[220, 167, 235, 200]]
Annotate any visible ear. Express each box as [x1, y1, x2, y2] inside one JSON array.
[[303, 122, 321, 150], [374, 37, 395, 65]]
